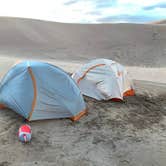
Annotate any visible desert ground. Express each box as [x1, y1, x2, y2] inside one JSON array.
[[0, 17, 166, 166]]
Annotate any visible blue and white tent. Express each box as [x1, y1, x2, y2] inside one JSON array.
[[0, 61, 87, 121]]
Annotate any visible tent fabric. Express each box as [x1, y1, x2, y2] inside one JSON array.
[[0, 61, 87, 121], [72, 59, 134, 101]]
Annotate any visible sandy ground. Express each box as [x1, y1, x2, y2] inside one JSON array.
[[0, 57, 166, 166], [0, 17, 166, 166]]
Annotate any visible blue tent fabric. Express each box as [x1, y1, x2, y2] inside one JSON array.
[[0, 61, 87, 121]]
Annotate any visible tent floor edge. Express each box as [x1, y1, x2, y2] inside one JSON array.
[[0, 104, 5, 109], [70, 108, 88, 121], [123, 89, 135, 97]]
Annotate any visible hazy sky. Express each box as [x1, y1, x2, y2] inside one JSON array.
[[0, 0, 165, 23]]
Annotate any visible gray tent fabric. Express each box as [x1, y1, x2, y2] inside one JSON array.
[[72, 59, 134, 101], [0, 61, 87, 121]]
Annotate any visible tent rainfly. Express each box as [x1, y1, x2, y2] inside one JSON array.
[[0, 61, 87, 121], [72, 59, 134, 101]]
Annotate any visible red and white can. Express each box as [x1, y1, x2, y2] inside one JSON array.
[[18, 124, 32, 143]]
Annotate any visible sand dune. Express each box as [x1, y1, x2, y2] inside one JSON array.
[[150, 19, 166, 25], [0, 17, 166, 166], [0, 17, 165, 67], [0, 17, 166, 83]]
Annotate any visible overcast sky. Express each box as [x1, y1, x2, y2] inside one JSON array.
[[0, 0, 165, 23]]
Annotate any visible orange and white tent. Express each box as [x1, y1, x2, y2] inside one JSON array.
[[72, 59, 134, 101]]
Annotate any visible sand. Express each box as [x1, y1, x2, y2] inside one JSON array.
[[0, 17, 166, 166]]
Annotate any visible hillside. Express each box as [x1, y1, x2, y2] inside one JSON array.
[[0, 17, 165, 67], [150, 19, 166, 25]]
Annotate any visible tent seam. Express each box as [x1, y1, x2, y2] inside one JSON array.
[[27, 67, 37, 121], [77, 64, 105, 84]]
